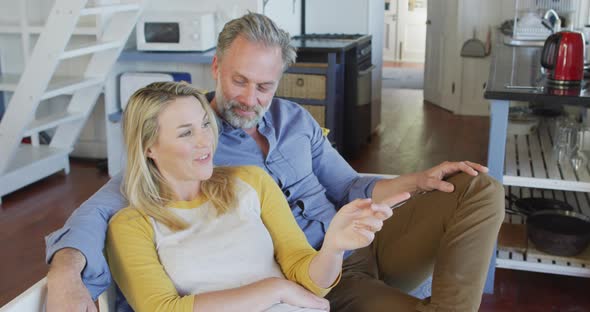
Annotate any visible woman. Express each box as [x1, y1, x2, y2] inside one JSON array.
[[106, 81, 399, 312]]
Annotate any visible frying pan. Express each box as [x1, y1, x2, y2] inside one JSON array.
[[506, 194, 590, 256]]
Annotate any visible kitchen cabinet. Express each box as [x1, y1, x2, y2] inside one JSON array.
[[485, 41, 590, 278]]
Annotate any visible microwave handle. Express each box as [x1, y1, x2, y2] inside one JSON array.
[[358, 64, 376, 76]]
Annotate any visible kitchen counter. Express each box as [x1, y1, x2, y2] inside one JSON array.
[[290, 37, 360, 53], [485, 42, 589, 105], [484, 41, 590, 181]]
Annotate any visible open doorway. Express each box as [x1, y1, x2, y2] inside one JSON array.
[[382, 0, 427, 89]]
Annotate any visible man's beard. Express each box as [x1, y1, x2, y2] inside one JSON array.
[[214, 82, 270, 129]]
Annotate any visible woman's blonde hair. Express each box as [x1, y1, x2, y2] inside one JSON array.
[[121, 81, 236, 231]]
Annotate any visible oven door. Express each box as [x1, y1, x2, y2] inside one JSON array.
[[357, 63, 376, 106]]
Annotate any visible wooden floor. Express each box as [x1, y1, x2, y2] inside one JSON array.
[[1, 88, 590, 311]]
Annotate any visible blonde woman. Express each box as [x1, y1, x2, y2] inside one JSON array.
[[106, 82, 403, 312]]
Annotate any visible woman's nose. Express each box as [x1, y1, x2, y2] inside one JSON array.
[[194, 132, 212, 148]]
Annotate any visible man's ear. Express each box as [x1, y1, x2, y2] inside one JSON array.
[[211, 55, 219, 81]]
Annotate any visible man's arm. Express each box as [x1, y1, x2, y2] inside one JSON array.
[[46, 248, 95, 312], [308, 120, 380, 207], [45, 173, 127, 300], [371, 161, 489, 205]]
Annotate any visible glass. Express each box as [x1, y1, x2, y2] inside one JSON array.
[[571, 126, 588, 171], [552, 117, 577, 165]]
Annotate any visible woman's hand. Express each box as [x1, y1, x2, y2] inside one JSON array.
[[270, 278, 330, 311], [322, 193, 409, 253]]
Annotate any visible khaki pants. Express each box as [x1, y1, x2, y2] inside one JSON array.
[[326, 173, 505, 312]]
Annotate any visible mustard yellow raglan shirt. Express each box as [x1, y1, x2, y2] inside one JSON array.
[[106, 166, 340, 312]]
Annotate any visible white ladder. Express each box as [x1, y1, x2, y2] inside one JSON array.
[[0, 0, 144, 203]]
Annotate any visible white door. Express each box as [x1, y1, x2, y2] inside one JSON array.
[[397, 0, 427, 62], [383, 1, 398, 61], [423, 0, 445, 106]]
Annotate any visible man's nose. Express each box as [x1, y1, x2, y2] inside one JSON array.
[[240, 85, 258, 108]]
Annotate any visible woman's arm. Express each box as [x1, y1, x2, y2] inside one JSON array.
[[107, 208, 316, 312], [194, 277, 328, 311], [242, 166, 341, 294]]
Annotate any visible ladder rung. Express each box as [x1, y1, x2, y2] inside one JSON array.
[[41, 76, 103, 100], [28, 25, 99, 36], [0, 75, 102, 97], [81, 3, 141, 16], [60, 40, 122, 59], [0, 74, 20, 92], [0, 25, 22, 34], [24, 112, 85, 137]]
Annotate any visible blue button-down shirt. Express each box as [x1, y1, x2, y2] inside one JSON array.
[[44, 95, 380, 300]]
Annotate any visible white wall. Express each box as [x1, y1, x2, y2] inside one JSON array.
[[264, 0, 302, 36], [306, 0, 371, 34]]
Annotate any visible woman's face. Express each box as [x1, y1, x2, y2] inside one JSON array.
[[147, 96, 214, 185]]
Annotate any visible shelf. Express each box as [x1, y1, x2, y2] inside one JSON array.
[[504, 120, 590, 192], [497, 185, 590, 278], [0, 145, 71, 200], [0, 74, 102, 99], [40, 76, 103, 100], [60, 40, 122, 60], [80, 3, 141, 16], [0, 74, 21, 92], [24, 112, 84, 137], [0, 25, 99, 36]]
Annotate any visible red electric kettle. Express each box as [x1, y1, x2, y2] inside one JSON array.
[[541, 30, 585, 86]]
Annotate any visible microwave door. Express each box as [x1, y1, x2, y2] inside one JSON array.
[[144, 22, 180, 43]]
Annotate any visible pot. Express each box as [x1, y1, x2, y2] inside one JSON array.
[[506, 194, 590, 256]]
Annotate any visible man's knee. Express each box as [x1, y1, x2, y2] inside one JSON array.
[[451, 172, 505, 223]]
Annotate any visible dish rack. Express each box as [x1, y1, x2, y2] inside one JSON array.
[[513, 0, 579, 40]]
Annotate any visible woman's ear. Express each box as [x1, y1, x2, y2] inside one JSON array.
[[146, 147, 155, 160]]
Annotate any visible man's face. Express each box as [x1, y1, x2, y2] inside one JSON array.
[[211, 35, 285, 129]]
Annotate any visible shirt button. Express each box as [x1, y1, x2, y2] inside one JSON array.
[[284, 189, 291, 197], [239, 133, 246, 138]]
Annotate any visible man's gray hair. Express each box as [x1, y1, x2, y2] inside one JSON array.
[[216, 12, 297, 69]]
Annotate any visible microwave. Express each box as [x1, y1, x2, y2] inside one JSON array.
[[136, 11, 216, 52]]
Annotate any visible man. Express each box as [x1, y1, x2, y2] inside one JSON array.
[[45, 13, 504, 312]]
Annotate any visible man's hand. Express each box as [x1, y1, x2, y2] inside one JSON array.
[[416, 160, 488, 193], [46, 248, 96, 312]]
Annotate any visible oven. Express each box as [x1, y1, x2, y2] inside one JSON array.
[[347, 38, 374, 158]]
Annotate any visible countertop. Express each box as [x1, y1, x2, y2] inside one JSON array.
[[484, 41, 590, 106], [290, 38, 359, 53]]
